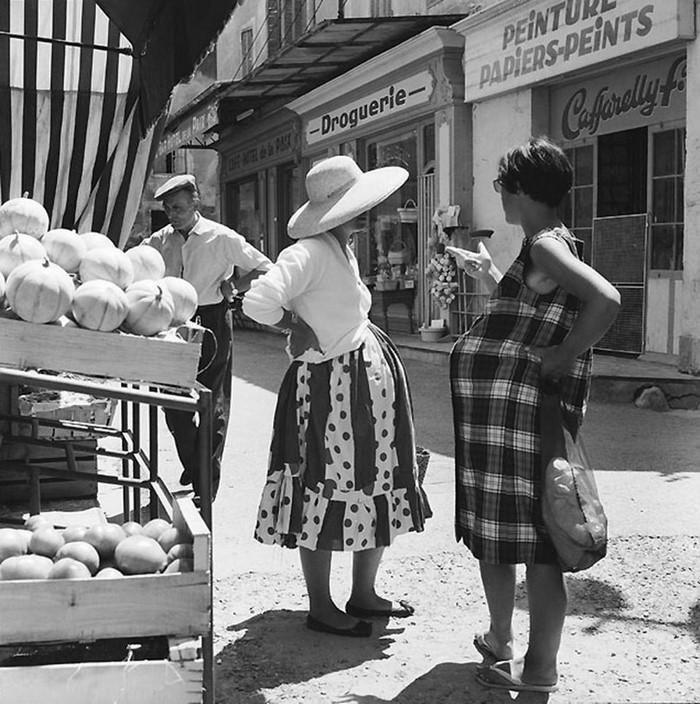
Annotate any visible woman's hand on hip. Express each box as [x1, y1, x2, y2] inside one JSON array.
[[287, 316, 323, 358], [528, 344, 575, 381]]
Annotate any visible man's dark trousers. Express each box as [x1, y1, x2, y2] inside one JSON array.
[[165, 300, 232, 499]]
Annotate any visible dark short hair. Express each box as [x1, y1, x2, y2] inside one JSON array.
[[497, 136, 572, 207]]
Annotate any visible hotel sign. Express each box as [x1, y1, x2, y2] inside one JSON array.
[[463, 0, 694, 102], [305, 71, 433, 146], [157, 103, 218, 158], [223, 129, 296, 177]]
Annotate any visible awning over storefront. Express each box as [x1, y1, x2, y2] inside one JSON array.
[[161, 14, 466, 149], [0, 0, 237, 246]]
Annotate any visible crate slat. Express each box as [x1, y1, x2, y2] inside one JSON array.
[[0, 655, 203, 704], [0, 572, 210, 644], [0, 317, 202, 389]]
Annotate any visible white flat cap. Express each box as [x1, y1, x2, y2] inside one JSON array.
[[154, 174, 196, 200]]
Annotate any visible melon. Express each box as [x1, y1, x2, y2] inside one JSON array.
[[6, 258, 74, 323], [126, 246, 166, 281], [0, 528, 28, 562], [49, 557, 92, 580], [28, 526, 65, 558], [62, 525, 88, 543], [124, 280, 174, 336], [0, 232, 47, 278], [164, 557, 194, 573], [79, 247, 134, 289], [157, 527, 184, 554], [42, 228, 87, 273], [0, 554, 53, 580], [54, 540, 100, 576], [121, 521, 145, 537], [160, 276, 198, 325], [141, 518, 172, 541], [166, 543, 194, 564], [114, 535, 167, 575], [83, 523, 126, 561], [24, 514, 52, 531], [0, 196, 50, 239], [80, 231, 116, 251], [71, 280, 129, 332]]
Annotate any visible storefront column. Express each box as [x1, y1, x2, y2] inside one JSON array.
[[436, 103, 471, 216], [679, 38, 700, 375]]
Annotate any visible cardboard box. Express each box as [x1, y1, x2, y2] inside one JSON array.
[[0, 315, 203, 389]]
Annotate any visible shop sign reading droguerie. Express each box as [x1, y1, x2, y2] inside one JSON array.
[[305, 72, 433, 146], [463, 0, 694, 102]]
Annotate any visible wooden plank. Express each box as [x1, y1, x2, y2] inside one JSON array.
[[0, 316, 202, 389], [0, 572, 210, 645], [172, 498, 211, 573], [0, 658, 203, 704]]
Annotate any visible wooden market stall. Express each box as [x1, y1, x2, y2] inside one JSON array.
[[0, 318, 216, 703]]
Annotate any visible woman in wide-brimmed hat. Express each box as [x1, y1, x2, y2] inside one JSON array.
[[243, 155, 430, 637]]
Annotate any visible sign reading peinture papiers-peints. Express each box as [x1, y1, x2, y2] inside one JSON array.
[[463, 0, 694, 102], [305, 71, 433, 146]]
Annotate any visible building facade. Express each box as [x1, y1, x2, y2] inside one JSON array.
[[454, 0, 694, 361], [146, 0, 700, 369]]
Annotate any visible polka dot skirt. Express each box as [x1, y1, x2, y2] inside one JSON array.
[[254, 323, 430, 551]]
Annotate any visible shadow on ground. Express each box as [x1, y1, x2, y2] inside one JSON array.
[[337, 661, 553, 704], [215, 609, 398, 703]]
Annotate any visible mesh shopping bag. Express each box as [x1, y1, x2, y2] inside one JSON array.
[[540, 389, 608, 572]]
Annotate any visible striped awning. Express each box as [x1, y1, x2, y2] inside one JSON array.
[[0, 0, 237, 247]]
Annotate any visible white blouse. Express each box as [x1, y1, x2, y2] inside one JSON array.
[[242, 232, 372, 363]]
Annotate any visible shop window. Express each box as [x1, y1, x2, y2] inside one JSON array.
[[164, 151, 185, 175], [562, 144, 594, 263], [362, 131, 418, 287], [650, 127, 685, 271], [597, 127, 647, 217], [226, 177, 264, 249]]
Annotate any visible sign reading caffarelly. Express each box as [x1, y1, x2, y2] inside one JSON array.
[[463, 0, 694, 102], [305, 71, 433, 146], [223, 130, 295, 177], [550, 54, 686, 141]]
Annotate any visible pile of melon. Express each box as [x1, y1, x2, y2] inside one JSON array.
[[0, 196, 198, 335], [0, 514, 194, 581]]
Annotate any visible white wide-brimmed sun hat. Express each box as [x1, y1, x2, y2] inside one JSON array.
[[288, 155, 408, 239]]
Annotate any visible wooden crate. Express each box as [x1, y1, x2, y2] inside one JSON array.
[[0, 498, 211, 704], [0, 315, 204, 389]]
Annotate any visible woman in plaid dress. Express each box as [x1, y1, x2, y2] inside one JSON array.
[[448, 137, 619, 693]]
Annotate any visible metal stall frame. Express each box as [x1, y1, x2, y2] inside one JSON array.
[[0, 366, 215, 704]]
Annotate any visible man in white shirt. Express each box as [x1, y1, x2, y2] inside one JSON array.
[[142, 174, 272, 500]]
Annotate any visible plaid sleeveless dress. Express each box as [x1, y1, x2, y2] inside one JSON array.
[[450, 228, 591, 564]]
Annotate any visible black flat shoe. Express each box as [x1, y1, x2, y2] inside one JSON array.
[[306, 615, 372, 638], [345, 599, 415, 619]]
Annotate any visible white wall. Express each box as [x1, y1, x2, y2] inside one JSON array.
[[471, 89, 534, 274]]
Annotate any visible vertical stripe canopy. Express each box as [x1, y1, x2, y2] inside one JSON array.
[[0, 0, 237, 247]]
